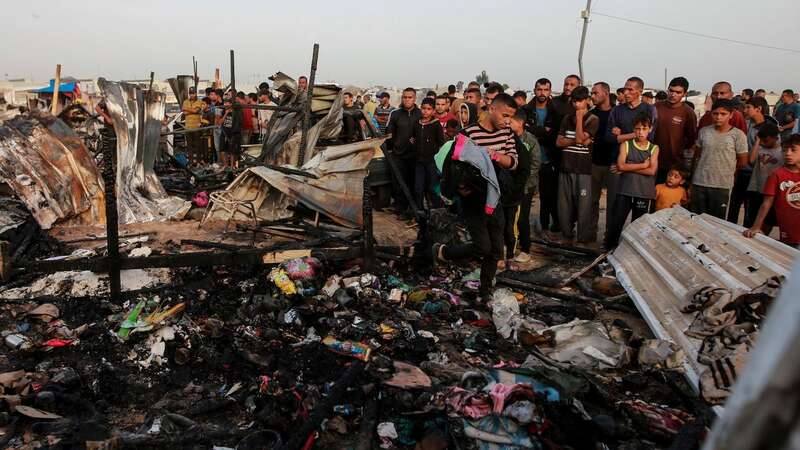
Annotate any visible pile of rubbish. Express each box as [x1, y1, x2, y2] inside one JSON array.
[[1, 237, 723, 449]]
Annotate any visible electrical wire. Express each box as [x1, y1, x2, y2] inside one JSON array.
[[592, 11, 800, 54]]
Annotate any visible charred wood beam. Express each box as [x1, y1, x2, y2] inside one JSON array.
[[530, 238, 603, 257], [180, 239, 250, 251], [16, 245, 364, 275], [263, 164, 319, 179], [298, 43, 319, 166], [363, 174, 375, 271], [101, 132, 121, 300], [160, 125, 217, 137]]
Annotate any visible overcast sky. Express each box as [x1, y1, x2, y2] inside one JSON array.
[[2, 0, 798, 92]]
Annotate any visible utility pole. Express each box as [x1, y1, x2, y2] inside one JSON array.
[[577, 0, 592, 84], [230, 50, 236, 92]]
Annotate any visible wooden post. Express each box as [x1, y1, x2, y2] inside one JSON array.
[[50, 64, 61, 116], [101, 128, 121, 300], [0, 241, 10, 283], [215, 68, 221, 88], [193, 56, 198, 90], [298, 43, 319, 166], [229, 50, 236, 92], [362, 174, 375, 271]]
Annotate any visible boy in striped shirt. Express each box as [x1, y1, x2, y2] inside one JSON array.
[[434, 94, 519, 301], [556, 86, 599, 244]]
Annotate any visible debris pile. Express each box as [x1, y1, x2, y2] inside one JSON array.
[[2, 237, 725, 449]]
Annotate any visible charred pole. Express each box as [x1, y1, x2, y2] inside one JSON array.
[[101, 130, 121, 300], [298, 43, 319, 166], [229, 50, 236, 92], [362, 173, 375, 271]]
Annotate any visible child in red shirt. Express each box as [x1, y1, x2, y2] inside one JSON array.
[[744, 134, 800, 247]]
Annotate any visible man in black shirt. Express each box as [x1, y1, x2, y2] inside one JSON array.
[[541, 74, 580, 232], [589, 82, 614, 243], [386, 87, 422, 216]]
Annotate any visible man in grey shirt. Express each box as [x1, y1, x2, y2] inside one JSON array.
[[603, 76, 657, 246], [691, 99, 749, 219]]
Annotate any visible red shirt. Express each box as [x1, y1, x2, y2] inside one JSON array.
[[762, 166, 800, 244], [698, 109, 747, 134], [437, 112, 456, 129], [242, 106, 255, 131]]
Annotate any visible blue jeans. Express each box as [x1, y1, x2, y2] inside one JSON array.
[[415, 161, 441, 209]]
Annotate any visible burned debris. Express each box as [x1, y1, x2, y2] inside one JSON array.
[[1, 48, 798, 450]]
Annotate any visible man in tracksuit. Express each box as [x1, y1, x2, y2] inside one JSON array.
[[386, 87, 421, 217]]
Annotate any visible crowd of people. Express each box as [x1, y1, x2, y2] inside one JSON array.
[[375, 76, 800, 301], [180, 76, 309, 169], [179, 73, 800, 301]]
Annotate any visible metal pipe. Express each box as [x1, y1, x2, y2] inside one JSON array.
[[298, 43, 319, 166], [160, 125, 217, 137], [577, 0, 592, 84]]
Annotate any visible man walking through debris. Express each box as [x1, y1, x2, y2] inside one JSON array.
[[435, 93, 519, 302], [182, 86, 205, 166], [386, 88, 421, 218]]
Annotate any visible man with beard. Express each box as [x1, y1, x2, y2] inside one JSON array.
[[522, 78, 556, 231]]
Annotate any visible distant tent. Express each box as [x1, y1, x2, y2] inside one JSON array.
[[33, 79, 81, 98]]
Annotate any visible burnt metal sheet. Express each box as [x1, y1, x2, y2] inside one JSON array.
[[702, 261, 800, 450], [0, 111, 105, 229], [258, 73, 343, 167], [608, 206, 799, 388], [97, 78, 190, 223], [214, 138, 385, 228], [167, 75, 194, 107]]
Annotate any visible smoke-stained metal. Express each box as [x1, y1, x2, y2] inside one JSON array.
[[167, 75, 194, 107], [97, 78, 190, 223]]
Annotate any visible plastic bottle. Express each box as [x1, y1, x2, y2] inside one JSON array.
[[269, 268, 297, 296]]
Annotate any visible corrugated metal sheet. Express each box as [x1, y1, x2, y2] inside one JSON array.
[[97, 78, 190, 223], [608, 206, 799, 388]]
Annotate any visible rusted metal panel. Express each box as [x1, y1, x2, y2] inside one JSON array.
[[0, 111, 105, 229], [608, 206, 798, 388]]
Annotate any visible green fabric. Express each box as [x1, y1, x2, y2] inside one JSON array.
[[434, 139, 455, 172]]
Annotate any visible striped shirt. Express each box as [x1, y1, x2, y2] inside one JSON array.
[[461, 123, 518, 170], [558, 113, 599, 174]]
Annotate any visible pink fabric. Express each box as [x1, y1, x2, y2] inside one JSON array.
[[452, 133, 467, 160], [444, 387, 492, 419], [488, 383, 535, 414]]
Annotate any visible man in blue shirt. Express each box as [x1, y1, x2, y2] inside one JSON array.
[[775, 89, 800, 140]]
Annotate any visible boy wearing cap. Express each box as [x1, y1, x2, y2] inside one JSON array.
[[374, 92, 394, 135]]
